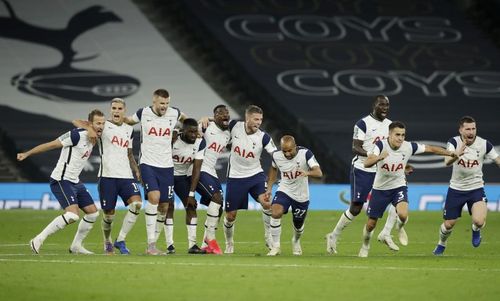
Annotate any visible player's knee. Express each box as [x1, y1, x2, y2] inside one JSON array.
[[103, 214, 115, 224], [293, 218, 305, 230], [85, 211, 99, 223], [443, 219, 456, 229], [212, 193, 223, 205], [225, 212, 236, 222], [129, 201, 142, 214], [472, 218, 485, 228], [63, 211, 80, 224], [349, 204, 362, 216]]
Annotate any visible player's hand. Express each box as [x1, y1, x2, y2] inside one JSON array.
[[404, 164, 414, 175], [379, 150, 389, 161], [186, 196, 197, 209], [87, 128, 97, 145], [454, 143, 466, 157], [260, 199, 271, 210], [297, 169, 308, 177], [264, 190, 273, 202], [199, 117, 210, 129], [135, 170, 143, 185], [17, 152, 29, 161]]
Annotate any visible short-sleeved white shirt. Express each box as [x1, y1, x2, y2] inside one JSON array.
[[98, 121, 134, 179], [173, 137, 206, 176]]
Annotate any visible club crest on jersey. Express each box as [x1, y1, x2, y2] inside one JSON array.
[[208, 142, 224, 153], [111, 136, 129, 148], [457, 159, 479, 168], [148, 127, 170, 137], [233, 146, 254, 158], [381, 163, 404, 172]]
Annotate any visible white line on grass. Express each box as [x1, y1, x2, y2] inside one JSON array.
[[1, 258, 499, 272]]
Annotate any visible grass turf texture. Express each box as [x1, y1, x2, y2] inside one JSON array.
[[1, 210, 499, 300]]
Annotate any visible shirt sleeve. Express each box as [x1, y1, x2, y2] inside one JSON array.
[[485, 140, 499, 161], [369, 140, 383, 156], [194, 139, 206, 160], [131, 108, 143, 123], [411, 142, 426, 155], [446, 138, 457, 152], [263, 134, 277, 154], [353, 119, 366, 140], [305, 149, 319, 168], [58, 129, 80, 147], [128, 130, 134, 149]]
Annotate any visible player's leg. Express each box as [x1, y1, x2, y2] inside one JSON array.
[[223, 177, 248, 254], [140, 164, 162, 254], [469, 189, 487, 247], [30, 180, 80, 254], [249, 173, 272, 249], [433, 188, 462, 255], [291, 200, 309, 256], [114, 180, 142, 254], [378, 187, 408, 251], [98, 178, 117, 254], [197, 173, 223, 252], [69, 183, 99, 254], [359, 189, 388, 257], [327, 167, 374, 254], [267, 192, 287, 256], [156, 168, 175, 252]]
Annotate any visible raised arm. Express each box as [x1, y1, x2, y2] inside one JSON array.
[[300, 165, 323, 178], [72, 119, 96, 144], [364, 150, 388, 168], [17, 139, 63, 161], [425, 145, 461, 158]]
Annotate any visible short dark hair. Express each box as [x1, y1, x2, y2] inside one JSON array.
[[213, 104, 227, 114], [88, 109, 104, 122], [153, 89, 169, 98], [245, 105, 263, 115], [183, 118, 198, 128], [373, 94, 388, 106], [459, 116, 476, 127], [389, 121, 405, 131]]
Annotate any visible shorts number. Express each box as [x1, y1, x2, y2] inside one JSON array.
[[293, 209, 306, 218], [397, 191, 405, 201]]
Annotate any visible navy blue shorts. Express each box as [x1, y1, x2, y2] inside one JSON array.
[[444, 187, 487, 220], [272, 191, 309, 222], [350, 167, 375, 204], [174, 175, 192, 203], [196, 171, 223, 206], [140, 164, 174, 203], [98, 177, 141, 210], [367, 186, 408, 219], [225, 172, 266, 211], [49, 178, 94, 209]]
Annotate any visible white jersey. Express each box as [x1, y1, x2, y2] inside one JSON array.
[[173, 137, 206, 176], [200, 121, 230, 178], [132, 106, 180, 168], [98, 121, 134, 179], [50, 129, 94, 183], [271, 147, 320, 202], [447, 136, 498, 191], [228, 121, 277, 178], [352, 114, 392, 173], [370, 140, 425, 190]]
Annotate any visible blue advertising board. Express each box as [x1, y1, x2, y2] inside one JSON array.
[[1, 183, 499, 211]]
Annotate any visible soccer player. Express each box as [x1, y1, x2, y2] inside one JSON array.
[[124, 89, 187, 255], [223, 105, 276, 254], [326, 95, 409, 254], [433, 116, 500, 255], [73, 99, 142, 255], [265, 135, 322, 256], [197, 105, 231, 254], [163, 118, 206, 254], [18, 109, 105, 254], [358, 121, 461, 257]]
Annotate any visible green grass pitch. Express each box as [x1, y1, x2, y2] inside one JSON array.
[[1, 209, 499, 300]]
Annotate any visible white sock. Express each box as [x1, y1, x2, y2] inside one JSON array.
[[101, 214, 114, 242], [270, 217, 281, 248], [144, 202, 158, 244], [438, 223, 452, 246], [262, 209, 272, 239], [362, 226, 373, 249], [293, 224, 304, 241], [205, 202, 221, 241], [187, 217, 197, 248], [71, 212, 99, 247], [396, 216, 407, 231], [380, 205, 397, 237], [223, 216, 235, 244], [37, 212, 79, 242], [164, 218, 174, 247], [116, 203, 140, 242], [332, 210, 354, 236]]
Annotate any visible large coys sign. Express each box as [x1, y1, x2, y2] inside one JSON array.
[[181, 0, 500, 182]]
